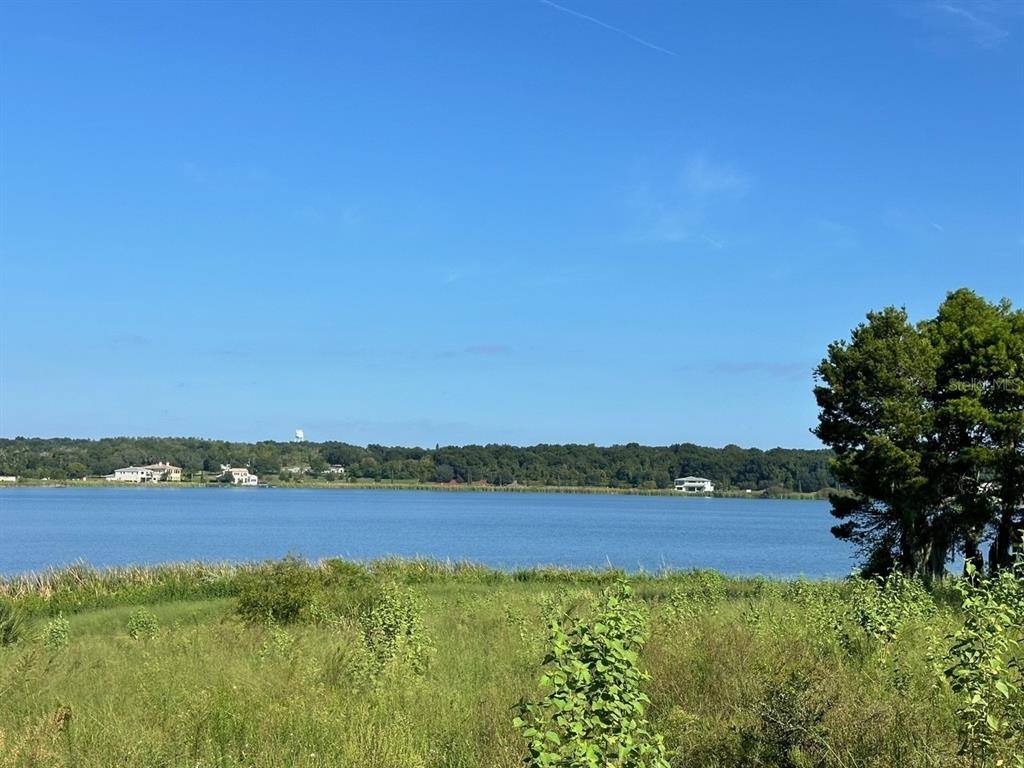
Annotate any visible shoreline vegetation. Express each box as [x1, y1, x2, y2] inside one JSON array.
[[0, 436, 838, 495], [1, 556, 1021, 766], [0, 476, 837, 500]]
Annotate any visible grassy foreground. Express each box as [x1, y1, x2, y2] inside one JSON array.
[[0, 559, 1020, 767]]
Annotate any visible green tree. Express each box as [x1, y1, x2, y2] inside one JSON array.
[[929, 290, 1024, 572], [308, 452, 329, 475], [816, 290, 1023, 577], [66, 462, 88, 479], [432, 463, 455, 483], [814, 306, 942, 576]]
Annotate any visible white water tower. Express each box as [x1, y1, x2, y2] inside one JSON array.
[[294, 429, 305, 442]]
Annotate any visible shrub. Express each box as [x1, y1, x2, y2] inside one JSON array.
[[515, 580, 669, 767], [323, 558, 371, 583], [319, 558, 376, 618], [235, 557, 319, 624], [257, 624, 296, 661], [43, 613, 70, 651], [943, 560, 1023, 767], [0, 599, 25, 646], [742, 671, 830, 768], [322, 620, 375, 687], [846, 571, 934, 645], [360, 581, 429, 673], [661, 571, 729, 624], [126, 608, 159, 639]]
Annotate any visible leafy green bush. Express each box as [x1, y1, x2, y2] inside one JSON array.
[[0, 599, 25, 646], [846, 571, 935, 645], [943, 560, 1023, 767], [515, 580, 669, 767], [234, 557, 319, 624], [661, 570, 730, 624], [360, 581, 429, 674], [322, 620, 375, 687], [126, 608, 159, 639], [318, 558, 376, 618], [742, 671, 830, 768], [43, 613, 70, 651], [257, 624, 296, 661]]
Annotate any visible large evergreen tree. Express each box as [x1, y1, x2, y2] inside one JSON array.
[[815, 289, 1023, 576], [928, 290, 1024, 571], [813, 307, 942, 576]]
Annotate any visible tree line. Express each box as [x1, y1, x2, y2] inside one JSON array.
[[0, 437, 837, 494], [814, 288, 1023, 577]]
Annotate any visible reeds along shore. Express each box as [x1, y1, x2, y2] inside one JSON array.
[[1, 478, 836, 499], [0, 557, 1021, 767]]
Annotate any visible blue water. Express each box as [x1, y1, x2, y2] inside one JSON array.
[[0, 487, 856, 578]]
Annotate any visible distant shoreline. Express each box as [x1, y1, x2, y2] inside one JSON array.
[[0, 478, 833, 500]]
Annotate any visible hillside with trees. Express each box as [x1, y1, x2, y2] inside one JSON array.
[[0, 437, 836, 493]]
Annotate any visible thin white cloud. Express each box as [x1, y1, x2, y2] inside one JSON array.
[[465, 344, 512, 357], [632, 153, 749, 245], [110, 334, 151, 348], [882, 207, 951, 236], [540, 0, 678, 57], [684, 153, 749, 198], [182, 161, 211, 186], [434, 343, 513, 359], [936, 2, 1010, 47], [293, 201, 363, 227], [907, 1, 1020, 50]]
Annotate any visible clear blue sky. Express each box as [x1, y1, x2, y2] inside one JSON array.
[[1, 1, 1021, 449]]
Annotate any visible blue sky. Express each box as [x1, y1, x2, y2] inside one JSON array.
[[1, 0, 1021, 449]]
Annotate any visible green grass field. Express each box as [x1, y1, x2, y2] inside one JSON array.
[[1, 559, 1020, 767]]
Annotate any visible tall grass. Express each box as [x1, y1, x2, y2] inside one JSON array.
[[0, 557, 1017, 767], [0, 561, 247, 616]]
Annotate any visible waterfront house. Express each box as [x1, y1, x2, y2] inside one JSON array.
[[110, 466, 158, 483], [674, 476, 715, 493], [107, 462, 181, 483], [223, 467, 259, 485], [143, 462, 182, 481]]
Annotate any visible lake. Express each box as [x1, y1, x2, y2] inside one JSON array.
[[0, 487, 856, 578]]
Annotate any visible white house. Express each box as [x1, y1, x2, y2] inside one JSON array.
[[111, 466, 158, 483], [324, 465, 346, 475], [674, 476, 715, 493], [108, 462, 181, 483], [143, 462, 182, 481], [224, 467, 258, 485]]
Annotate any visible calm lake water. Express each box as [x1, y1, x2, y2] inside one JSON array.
[[0, 487, 856, 578]]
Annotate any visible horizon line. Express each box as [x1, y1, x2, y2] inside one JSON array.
[[0, 433, 829, 453]]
